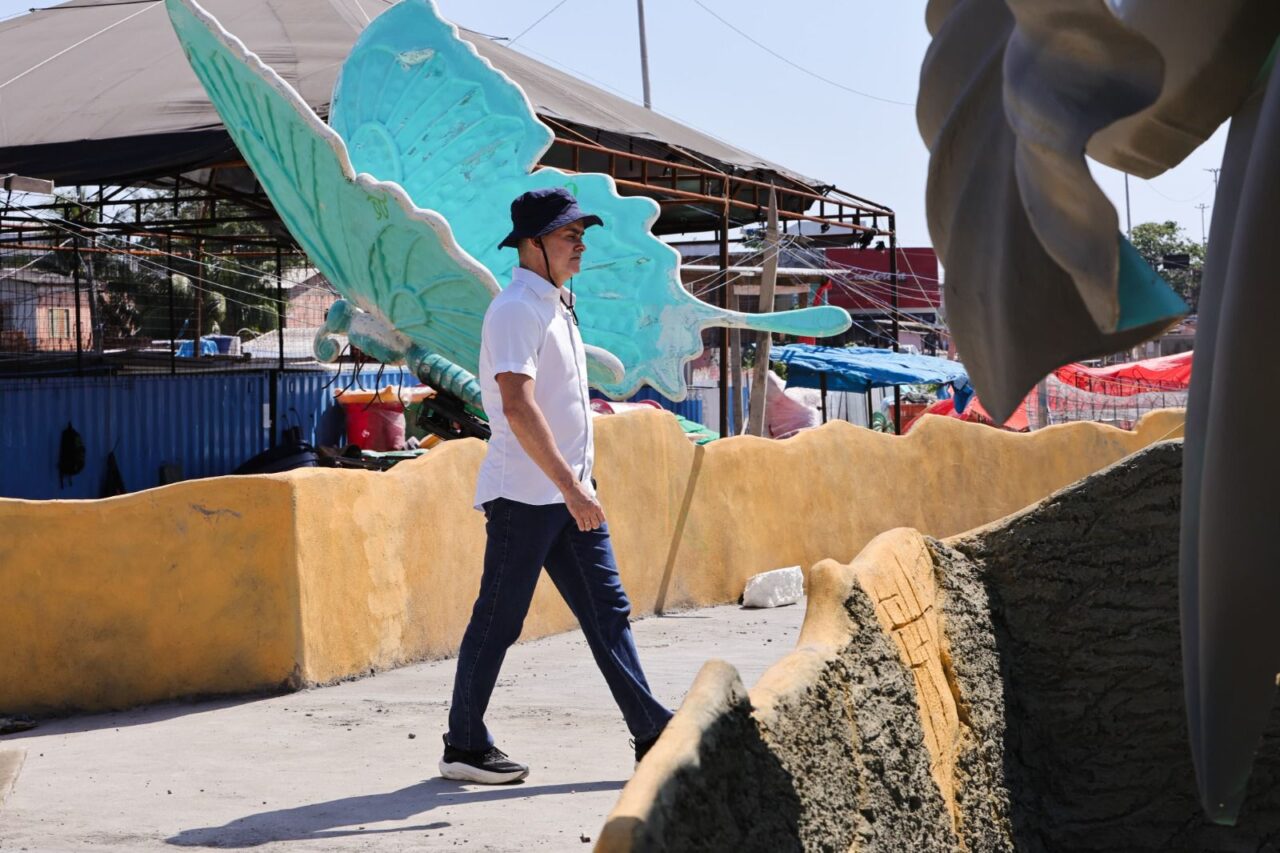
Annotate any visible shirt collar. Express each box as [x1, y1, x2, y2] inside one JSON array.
[[511, 266, 563, 303]]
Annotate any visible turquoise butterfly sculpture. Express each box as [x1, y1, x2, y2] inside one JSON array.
[[166, 0, 851, 407]]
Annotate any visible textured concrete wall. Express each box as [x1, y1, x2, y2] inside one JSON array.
[[602, 442, 1280, 851], [936, 441, 1280, 850], [0, 408, 1183, 715], [599, 529, 966, 852]]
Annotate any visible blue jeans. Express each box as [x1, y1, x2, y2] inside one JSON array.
[[446, 497, 673, 752]]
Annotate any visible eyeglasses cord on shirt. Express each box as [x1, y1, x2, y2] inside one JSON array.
[[540, 241, 580, 327]]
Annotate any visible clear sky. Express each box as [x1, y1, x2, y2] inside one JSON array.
[[1, 0, 1228, 248]]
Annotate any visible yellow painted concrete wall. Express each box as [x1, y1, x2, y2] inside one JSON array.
[[662, 409, 1184, 607], [0, 478, 302, 715], [0, 408, 1183, 715]]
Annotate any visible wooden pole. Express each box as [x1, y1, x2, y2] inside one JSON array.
[[746, 186, 779, 437], [729, 284, 743, 436], [889, 214, 901, 433]]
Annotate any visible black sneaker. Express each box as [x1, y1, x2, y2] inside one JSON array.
[[438, 735, 529, 784], [631, 732, 662, 765]]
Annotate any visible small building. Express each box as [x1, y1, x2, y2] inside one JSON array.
[[0, 268, 94, 354], [283, 270, 339, 331]]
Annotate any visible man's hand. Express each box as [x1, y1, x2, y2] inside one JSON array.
[[497, 372, 603, 530], [564, 480, 606, 532]]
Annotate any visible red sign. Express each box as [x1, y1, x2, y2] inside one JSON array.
[[823, 247, 940, 312]]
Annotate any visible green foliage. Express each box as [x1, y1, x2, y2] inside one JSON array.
[[741, 340, 788, 379], [89, 194, 293, 341], [1129, 221, 1204, 310]]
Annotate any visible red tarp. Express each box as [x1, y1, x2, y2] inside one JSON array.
[[904, 394, 1030, 433], [1055, 351, 1192, 396]]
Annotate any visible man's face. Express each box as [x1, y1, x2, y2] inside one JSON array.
[[537, 220, 587, 283]]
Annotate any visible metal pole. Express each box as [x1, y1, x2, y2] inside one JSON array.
[[718, 217, 730, 437], [193, 242, 203, 360], [820, 373, 828, 424], [72, 231, 84, 372], [88, 185, 103, 355], [1124, 173, 1132, 239], [274, 245, 285, 447], [167, 233, 176, 375], [636, 0, 652, 109], [1196, 203, 1210, 246], [728, 281, 743, 436], [276, 245, 285, 369], [889, 214, 901, 433]]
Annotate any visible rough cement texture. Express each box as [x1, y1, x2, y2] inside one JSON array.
[[766, 586, 958, 852], [623, 675, 804, 853], [620, 580, 958, 853], [924, 540, 1016, 851], [939, 440, 1280, 851]]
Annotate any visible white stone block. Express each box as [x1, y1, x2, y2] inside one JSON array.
[[741, 565, 804, 609]]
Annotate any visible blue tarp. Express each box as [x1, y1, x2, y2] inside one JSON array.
[[175, 337, 220, 358], [771, 344, 971, 402]]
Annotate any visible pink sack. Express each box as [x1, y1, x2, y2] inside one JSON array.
[[764, 371, 821, 439]]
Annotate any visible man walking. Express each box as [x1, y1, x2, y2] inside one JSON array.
[[439, 187, 673, 784]]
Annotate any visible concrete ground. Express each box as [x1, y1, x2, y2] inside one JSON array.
[[0, 601, 805, 852]]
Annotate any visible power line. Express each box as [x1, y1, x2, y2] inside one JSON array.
[[1138, 179, 1212, 204], [690, 0, 916, 107], [508, 0, 572, 46]]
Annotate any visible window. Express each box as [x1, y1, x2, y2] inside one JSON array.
[[46, 307, 71, 339]]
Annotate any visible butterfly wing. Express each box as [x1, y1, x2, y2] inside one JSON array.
[[332, 0, 849, 400], [165, 0, 497, 376]]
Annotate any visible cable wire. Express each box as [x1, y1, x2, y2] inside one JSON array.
[[690, 0, 916, 107], [508, 0, 572, 46]]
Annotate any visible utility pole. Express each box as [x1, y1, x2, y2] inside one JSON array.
[[1123, 173, 1132, 239], [636, 0, 652, 109], [1204, 167, 1220, 192], [1196, 203, 1210, 246]]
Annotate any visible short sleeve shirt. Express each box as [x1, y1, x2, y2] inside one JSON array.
[[473, 267, 596, 508]]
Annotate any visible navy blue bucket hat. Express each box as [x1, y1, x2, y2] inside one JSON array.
[[498, 187, 603, 249]]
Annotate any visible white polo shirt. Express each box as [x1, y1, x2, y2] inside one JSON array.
[[473, 267, 596, 508]]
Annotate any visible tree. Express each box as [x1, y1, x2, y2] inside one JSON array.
[[1129, 221, 1204, 312], [88, 194, 291, 343]]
